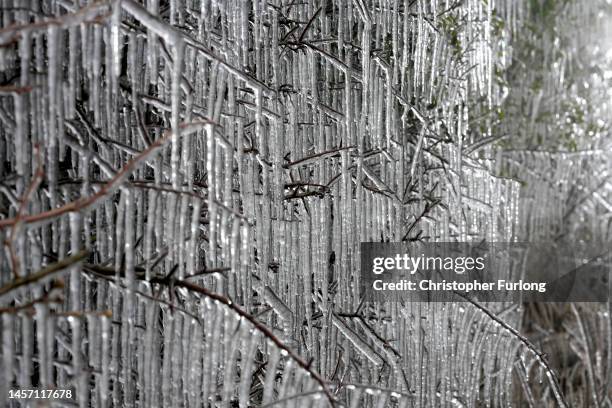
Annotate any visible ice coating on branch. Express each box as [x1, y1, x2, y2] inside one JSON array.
[[0, 0, 610, 407]]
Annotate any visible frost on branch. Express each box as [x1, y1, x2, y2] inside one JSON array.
[[0, 0, 610, 407]]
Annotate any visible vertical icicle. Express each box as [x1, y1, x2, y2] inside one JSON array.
[[123, 187, 136, 406], [207, 123, 218, 270], [170, 41, 185, 187], [100, 312, 111, 408], [1, 314, 14, 398]]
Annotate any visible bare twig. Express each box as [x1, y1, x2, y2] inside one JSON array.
[[0, 121, 214, 229], [0, 251, 88, 300], [164, 278, 338, 407], [456, 292, 569, 408]]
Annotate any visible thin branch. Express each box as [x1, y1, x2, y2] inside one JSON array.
[[0, 251, 88, 300], [455, 292, 569, 408], [0, 121, 214, 229], [164, 278, 337, 407], [298, 7, 322, 43], [0, 281, 63, 315]]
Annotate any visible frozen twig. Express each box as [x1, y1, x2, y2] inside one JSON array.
[[0, 251, 88, 300], [456, 293, 569, 408], [0, 121, 214, 229]]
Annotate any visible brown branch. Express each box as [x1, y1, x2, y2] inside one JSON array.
[[0, 86, 33, 95], [0, 121, 214, 229], [0, 281, 63, 315], [166, 278, 337, 407], [7, 144, 44, 278], [456, 292, 569, 408], [0, 251, 88, 299], [82, 265, 204, 325], [77, 262, 334, 405]]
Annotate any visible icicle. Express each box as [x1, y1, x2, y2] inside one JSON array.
[[1, 314, 14, 397], [262, 344, 281, 404], [206, 124, 217, 268], [34, 303, 50, 387], [221, 318, 242, 407], [161, 310, 175, 407], [170, 41, 185, 187], [238, 330, 259, 407], [331, 314, 383, 366]]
